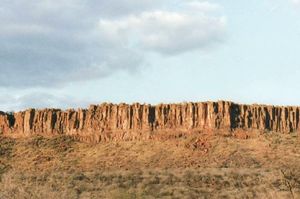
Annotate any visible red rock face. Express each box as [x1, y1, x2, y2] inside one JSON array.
[[0, 101, 299, 141]]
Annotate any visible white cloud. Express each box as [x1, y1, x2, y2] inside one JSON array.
[[0, 0, 226, 88], [0, 92, 91, 111], [292, 0, 300, 6], [98, 7, 226, 55]]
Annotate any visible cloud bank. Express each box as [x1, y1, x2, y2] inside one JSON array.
[[0, 0, 226, 88]]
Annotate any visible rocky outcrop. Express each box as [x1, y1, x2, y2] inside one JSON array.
[[0, 101, 299, 141]]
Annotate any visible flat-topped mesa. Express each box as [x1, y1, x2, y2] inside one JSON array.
[[0, 101, 299, 140]]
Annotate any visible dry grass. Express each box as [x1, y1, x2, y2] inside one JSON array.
[[0, 131, 299, 198]]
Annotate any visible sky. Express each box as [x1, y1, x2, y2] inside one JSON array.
[[0, 0, 300, 111]]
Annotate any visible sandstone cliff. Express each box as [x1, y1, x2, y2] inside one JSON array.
[[0, 101, 299, 141]]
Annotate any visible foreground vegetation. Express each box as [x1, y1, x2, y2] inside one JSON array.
[[0, 132, 299, 198]]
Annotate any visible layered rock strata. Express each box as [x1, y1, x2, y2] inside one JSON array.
[[0, 101, 299, 141]]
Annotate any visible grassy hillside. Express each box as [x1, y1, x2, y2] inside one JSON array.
[[0, 132, 299, 198]]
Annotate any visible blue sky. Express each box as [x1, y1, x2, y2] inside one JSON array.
[[0, 0, 300, 111]]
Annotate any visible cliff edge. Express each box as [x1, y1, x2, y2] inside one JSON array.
[[0, 101, 299, 142]]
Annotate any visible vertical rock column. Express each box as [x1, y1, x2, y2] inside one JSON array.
[[0, 101, 299, 139]]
